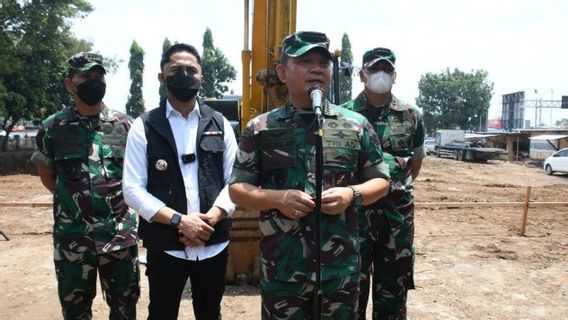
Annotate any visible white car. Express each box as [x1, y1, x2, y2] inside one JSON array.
[[424, 139, 435, 155], [544, 148, 568, 175]]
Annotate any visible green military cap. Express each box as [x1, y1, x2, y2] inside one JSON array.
[[281, 31, 332, 59], [67, 52, 106, 75], [362, 47, 396, 69]]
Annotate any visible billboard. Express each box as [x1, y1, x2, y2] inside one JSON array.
[[488, 118, 503, 129], [502, 91, 525, 130]]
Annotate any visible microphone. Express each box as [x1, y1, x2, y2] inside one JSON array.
[[308, 86, 324, 118]]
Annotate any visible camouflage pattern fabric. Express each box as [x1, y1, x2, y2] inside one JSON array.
[[31, 105, 139, 319], [357, 202, 414, 320], [230, 100, 389, 317], [341, 93, 425, 320], [281, 31, 331, 58], [54, 244, 140, 320], [261, 273, 359, 320], [32, 105, 138, 254]]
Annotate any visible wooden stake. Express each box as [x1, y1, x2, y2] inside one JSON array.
[[519, 186, 532, 236]]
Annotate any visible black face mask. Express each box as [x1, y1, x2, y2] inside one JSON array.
[[165, 71, 200, 102], [76, 79, 106, 105]]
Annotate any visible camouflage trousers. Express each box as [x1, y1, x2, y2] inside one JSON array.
[[53, 243, 140, 320], [261, 273, 360, 320], [358, 201, 415, 320]]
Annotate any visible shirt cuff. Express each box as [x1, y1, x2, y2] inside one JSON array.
[[30, 151, 54, 169], [138, 198, 167, 223], [359, 162, 390, 182], [413, 145, 426, 160], [229, 168, 259, 186], [213, 187, 236, 218]]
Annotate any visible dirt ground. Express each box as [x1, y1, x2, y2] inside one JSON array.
[[1, 157, 567, 319]]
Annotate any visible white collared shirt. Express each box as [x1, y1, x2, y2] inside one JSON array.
[[123, 99, 237, 261]]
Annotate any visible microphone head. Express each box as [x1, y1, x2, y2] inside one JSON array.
[[308, 86, 324, 116], [308, 86, 323, 103], [308, 86, 323, 96]]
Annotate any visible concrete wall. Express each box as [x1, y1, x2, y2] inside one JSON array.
[[0, 150, 36, 175]]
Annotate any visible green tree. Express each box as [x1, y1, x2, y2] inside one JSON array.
[[416, 68, 493, 134], [201, 27, 236, 98], [0, 0, 94, 151], [158, 37, 172, 102], [125, 40, 145, 118], [339, 33, 353, 104]]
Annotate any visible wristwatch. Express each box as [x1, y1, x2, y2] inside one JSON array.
[[170, 212, 182, 227], [349, 185, 363, 206]]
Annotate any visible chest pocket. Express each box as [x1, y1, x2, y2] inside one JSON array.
[[259, 129, 297, 188], [100, 124, 127, 179], [388, 116, 414, 152], [54, 144, 87, 181], [200, 135, 225, 153], [199, 134, 226, 188], [323, 129, 359, 172]]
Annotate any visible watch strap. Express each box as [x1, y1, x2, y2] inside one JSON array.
[[348, 185, 363, 205]]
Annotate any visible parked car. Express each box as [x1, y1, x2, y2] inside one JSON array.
[[424, 139, 435, 155], [543, 148, 568, 175]]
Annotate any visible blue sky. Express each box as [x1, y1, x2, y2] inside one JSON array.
[[72, 0, 568, 122]]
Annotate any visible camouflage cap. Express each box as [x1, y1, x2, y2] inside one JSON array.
[[281, 31, 332, 59], [67, 52, 106, 75], [362, 47, 396, 69]]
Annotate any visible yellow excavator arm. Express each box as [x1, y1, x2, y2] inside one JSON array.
[[241, 0, 297, 127]]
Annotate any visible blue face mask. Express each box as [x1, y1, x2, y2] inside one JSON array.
[[165, 70, 200, 102]]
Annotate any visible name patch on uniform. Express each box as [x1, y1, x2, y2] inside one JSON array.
[[323, 129, 360, 150], [388, 116, 413, 135], [260, 129, 296, 149]]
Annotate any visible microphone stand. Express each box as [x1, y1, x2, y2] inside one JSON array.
[[312, 102, 324, 320]]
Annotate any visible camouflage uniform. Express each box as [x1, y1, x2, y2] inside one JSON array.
[[342, 93, 425, 320], [32, 106, 140, 320], [230, 101, 390, 319]]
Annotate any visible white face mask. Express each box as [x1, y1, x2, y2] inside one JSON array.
[[365, 71, 393, 94]]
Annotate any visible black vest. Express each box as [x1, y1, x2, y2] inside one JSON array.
[[139, 99, 231, 251]]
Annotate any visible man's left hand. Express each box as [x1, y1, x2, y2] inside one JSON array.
[[202, 207, 227, 227], [178, 207, 226, 246], [321, 187, 352, 215]]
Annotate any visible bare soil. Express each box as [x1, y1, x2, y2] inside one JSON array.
[[1, 157, 567, 319]]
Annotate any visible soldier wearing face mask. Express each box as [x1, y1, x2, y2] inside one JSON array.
[[341, 48, 426, 320], [31, 52, 140, 320], [122, 43, 238, 320]]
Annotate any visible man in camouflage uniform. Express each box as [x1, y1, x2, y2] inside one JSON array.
[[31, 52, 140, 320], [229, 31, 390, 319], [341, 48, 426, 320]]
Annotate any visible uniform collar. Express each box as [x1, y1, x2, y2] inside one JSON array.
[[277, 99, 339, 120], [69, 104, 112, 121], [358, 92, 406, 112]]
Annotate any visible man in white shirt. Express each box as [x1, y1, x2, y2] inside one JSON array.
[[123, 43, 237, 320]]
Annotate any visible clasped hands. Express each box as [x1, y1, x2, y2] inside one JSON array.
[[278, 187, 353, 220], [178, 209, 224, 247]]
